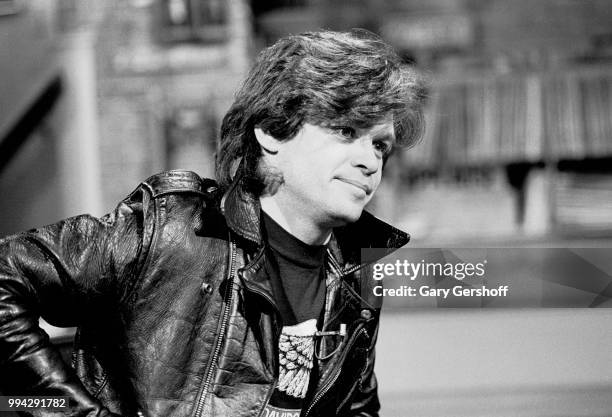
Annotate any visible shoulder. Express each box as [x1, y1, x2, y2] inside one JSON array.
[[140, 170, 219, 198], [136, 170, 226, 235]]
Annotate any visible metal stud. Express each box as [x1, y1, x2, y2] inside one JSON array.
[[201, 282, 213, 294]]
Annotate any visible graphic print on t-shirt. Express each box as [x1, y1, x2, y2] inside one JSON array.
[[278, 319, 317, 398], [263, 319, 317, 416], [262, 404, 300, 417]]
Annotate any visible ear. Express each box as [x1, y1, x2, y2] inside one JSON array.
[[254, 127, 279, 155]]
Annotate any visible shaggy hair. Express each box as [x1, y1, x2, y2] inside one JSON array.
[[216, 29, 426, 194]]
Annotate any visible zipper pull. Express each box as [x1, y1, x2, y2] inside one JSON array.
[[314, 323, 347, 360], [315, 323, 346, 338]]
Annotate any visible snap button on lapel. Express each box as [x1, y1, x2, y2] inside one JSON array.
[[201, 282, 213, 294], [360, 309, 372, 320]]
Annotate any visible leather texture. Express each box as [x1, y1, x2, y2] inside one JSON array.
[[0, 170, 409, 417]]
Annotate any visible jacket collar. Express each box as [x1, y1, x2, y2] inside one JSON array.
[[221, 174, 263, 246], [220, 174, 410, 268]]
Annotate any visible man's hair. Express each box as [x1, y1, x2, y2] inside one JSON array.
[[215, 29, 426, 194]]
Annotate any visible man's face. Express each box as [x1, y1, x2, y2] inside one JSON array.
[[267, 117, 395, 228]]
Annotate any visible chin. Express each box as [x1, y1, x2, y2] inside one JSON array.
[[328, 206, 363, 226]]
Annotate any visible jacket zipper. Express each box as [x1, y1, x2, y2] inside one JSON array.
[[326, 248, 363, 278], [303, 324, 367, 417], [340, 263, 362, 277], [193, 237, 237, 417]]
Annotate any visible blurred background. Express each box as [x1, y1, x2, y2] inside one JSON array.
[[1, 0, 612, 416]]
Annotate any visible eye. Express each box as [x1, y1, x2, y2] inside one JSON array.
[[373, 140, 392, 155], [332, 126, 356, 139]]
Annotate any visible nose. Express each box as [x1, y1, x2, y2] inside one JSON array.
[[350, 137, 379, 176]]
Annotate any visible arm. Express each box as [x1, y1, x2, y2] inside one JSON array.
[[0, 187, 150, 416]]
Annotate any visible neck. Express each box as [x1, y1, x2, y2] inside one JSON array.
[[260, 195, 331, 246]]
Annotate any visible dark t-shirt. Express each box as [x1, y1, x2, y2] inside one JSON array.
[[261, 211, 327, 416]]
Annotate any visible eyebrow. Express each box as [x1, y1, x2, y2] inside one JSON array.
[[367, 120, 395, 139], [372, 131, 396, 144]]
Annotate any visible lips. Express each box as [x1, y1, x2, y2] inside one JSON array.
[[336, 177, 373, 195]]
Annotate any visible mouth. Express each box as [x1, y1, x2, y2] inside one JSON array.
[[336, 178, 373, 195]]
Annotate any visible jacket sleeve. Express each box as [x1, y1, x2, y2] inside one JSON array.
[[0, 186, 151, 416]]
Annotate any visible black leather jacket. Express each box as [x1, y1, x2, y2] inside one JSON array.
[[0, 170, 409, 417]]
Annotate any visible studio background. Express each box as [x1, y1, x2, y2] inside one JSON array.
[[1, 1, 612, 416]]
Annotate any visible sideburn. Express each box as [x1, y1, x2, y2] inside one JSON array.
[[258, 162, 285, 196]]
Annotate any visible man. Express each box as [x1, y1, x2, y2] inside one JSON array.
[[0, 30, 425, 416]]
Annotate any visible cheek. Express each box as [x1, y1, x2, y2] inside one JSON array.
[[372, 171, 383, 190]]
